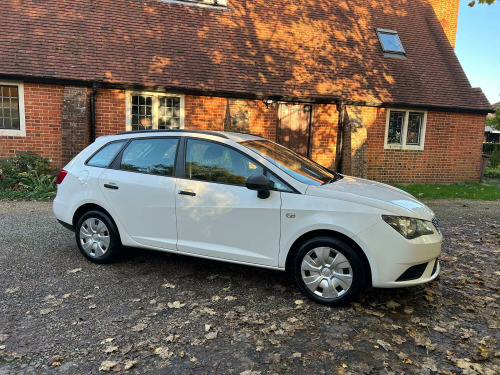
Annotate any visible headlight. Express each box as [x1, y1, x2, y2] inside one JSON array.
[[382, 215, 434, 239]]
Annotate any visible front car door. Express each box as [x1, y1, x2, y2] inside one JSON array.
[[175, 137, 282, 266], [98, 137, 179, 250]]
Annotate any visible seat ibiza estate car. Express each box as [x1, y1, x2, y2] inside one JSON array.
[[54, 129, 442, 306]]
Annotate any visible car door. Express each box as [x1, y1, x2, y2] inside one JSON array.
[[175, 138, 282, 266], [98, 137, 179, 250]]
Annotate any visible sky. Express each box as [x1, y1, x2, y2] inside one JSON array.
[[455, 1, 500, 105]]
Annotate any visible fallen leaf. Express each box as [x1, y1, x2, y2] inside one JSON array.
[[101, 338, 114, 344], [292, 352, 302, 358], [99, 360, 118, 372], [294, 300, 304, 305], [104, 346, 118, 354], [6, 286, 20, 293], [205, 324, 213, 332], [433, 326, 447, 333], [0, 334, 8, 342], [162, 283, 176, 289], [67, 268, 82, 274], [240, 371, 261, 375], [123, 360, 137, 370], [39, 308, 53, 315], [89, 304, 97, 310], [0, 345, 5, 350], [376, 339, 392, 351], [205, 331, 218, 340], [131, 323, 147, 332], [154, 347, 172, 359], [224, 296, 237, 301], [167, 301, 185, 309]]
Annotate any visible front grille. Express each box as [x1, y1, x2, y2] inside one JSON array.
[[432, 217, 440, 233], [396, 262, 428, 282]]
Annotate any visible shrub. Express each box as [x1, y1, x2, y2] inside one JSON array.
[[485, 168, 500, 179], [0, 151, 57, 200]]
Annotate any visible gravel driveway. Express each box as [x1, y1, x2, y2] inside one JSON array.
[[0, 199, 499, 374]]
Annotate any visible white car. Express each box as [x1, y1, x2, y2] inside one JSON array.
[[54, 130, 442, 305]]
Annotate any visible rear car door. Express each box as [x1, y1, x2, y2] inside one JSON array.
[[98, 137, 179, 250], [175, 138, 282, 266]]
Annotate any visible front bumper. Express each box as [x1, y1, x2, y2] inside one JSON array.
[[357, 220, 442, 288]]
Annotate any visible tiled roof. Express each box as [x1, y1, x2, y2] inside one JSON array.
[[0, 0, 492, 112]]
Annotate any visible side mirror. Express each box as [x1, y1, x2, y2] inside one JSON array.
[[246, 173, 271, 199]]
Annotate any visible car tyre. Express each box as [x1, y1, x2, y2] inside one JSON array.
[[293, 236, 365, 306], [75, 210, 121, 264]]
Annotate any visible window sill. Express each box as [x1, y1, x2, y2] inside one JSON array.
[[0, 129, 26, 137], [384, 144, 424, 151]]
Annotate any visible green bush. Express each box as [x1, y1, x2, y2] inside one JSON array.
[[0, 151, 57, 200], [485, 168, 500, 179]]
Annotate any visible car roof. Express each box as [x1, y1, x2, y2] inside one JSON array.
[[113, 129, 264, 142]]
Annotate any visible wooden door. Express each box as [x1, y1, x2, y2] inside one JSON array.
[[277, 103, 312, 156]]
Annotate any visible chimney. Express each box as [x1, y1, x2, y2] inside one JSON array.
[[427, 0, 460, 48]]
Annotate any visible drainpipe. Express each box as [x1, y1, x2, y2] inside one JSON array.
[[335, 99, 346, 172], [89, 83, 98, 143]]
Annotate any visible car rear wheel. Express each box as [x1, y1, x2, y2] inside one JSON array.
[[75, 210, 121, 263], [293, 237, 365, 306]]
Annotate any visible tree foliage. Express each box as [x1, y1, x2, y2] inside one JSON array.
[[486, 107, 500, 130], [468, 0, 496, 7]]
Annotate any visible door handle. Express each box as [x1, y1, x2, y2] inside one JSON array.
[[178, 189, 196, 196], [104, 183, 119, 190]]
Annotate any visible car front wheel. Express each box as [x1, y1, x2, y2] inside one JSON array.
[[293, 237, 365, 306], [75, 210, 121, 264]]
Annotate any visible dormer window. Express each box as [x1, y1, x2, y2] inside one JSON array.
[[376, 28, 405, 55]]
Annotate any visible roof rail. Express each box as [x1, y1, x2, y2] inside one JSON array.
[[118, 129, 229, 139]]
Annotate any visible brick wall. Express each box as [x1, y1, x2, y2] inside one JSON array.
[[428, 0, 460, 48], [95, 89, 126, 137], [366, 108, 486, 183], [0, 83, 64, 166]]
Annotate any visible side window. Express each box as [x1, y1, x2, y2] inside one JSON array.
[[185, 139, 263, 185], [120, 138, 178, 176], [267, 172, 294, 193], [87, 141, 126, 168]]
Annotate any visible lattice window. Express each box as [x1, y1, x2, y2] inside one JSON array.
[[127, 92, 184, 131], [385, 110, 427, 150], [0, 85, 20, 130]]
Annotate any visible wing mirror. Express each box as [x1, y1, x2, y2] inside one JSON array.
[[246, 173, 271, 199]]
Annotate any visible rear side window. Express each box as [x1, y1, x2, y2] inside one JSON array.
[[87, 141, 126, 168], [120, 138, 178, 176]]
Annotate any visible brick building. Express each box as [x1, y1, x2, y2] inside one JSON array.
[[0, 0, 492, 183]]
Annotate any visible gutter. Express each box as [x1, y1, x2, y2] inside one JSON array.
[[89, 83, 98, 143], [335, 99, 346, 173]]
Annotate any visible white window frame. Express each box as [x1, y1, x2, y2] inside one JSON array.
[[125, 91, 185, 132], [384, 109, 427, 151], [0, 81, 26, 137]]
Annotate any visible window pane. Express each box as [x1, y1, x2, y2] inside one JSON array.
[[378, 31, 404, 53], [158, 95, 181, 129], [267, 172, 294, 193], [131, 95, 153, 130], [185, 139, 263, 185], [0, 85, 20, 130], [407, 112, 423, 145], [120, 138, 178, 176], [388, 111, 405, 144], [87, 141, 126, 168]]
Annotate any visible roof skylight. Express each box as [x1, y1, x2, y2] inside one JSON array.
[[376, 28, 405, 55]]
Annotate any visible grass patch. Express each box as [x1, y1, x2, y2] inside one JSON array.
[[393, 182, 500, 201]]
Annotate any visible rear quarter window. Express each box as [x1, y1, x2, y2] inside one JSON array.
[[86, 140, 126, 168]]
